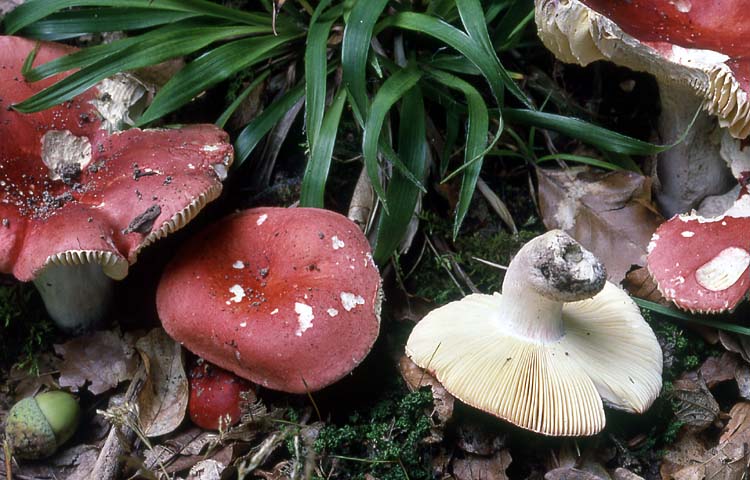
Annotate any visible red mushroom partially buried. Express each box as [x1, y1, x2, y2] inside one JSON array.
[[156, 207, 382, 393], [188, 359, 253, 430], [0, 36, 233, 331], [647, 189, 750, 313]]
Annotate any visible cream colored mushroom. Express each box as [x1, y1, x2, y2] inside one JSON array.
[[405, 230, 663, 436]]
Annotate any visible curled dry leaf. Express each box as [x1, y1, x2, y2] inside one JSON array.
[[398, 355, 454, 440], [672, 374, 720, 431], [136, 328, 189, 437], [54, 328, 138, 395], [622, 267, 668, 305], [719, 330, 750, 364], [697, 353, 740, 389], [187, 459, 226, 480], [452, 450, 512, 480], [537, 167, 663, 284]]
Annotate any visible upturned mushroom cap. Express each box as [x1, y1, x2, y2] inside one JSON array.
[[535, 0, 750, 138], [647, 189, 750, 313], [156, 207, 382, 393], [406, 230, 662, 436], [0, 36, 233, 282]]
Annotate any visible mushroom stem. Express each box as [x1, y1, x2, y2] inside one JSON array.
[[497, 230, 607, 343], [654, 80, 735, 216], [33, 264, 114, 333]]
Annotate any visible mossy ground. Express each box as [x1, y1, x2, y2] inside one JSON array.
[[0, 282, 55, 373]]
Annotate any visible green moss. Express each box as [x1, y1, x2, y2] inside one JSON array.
[[0, 283, 55, 372], [314, 385, 433, 480]]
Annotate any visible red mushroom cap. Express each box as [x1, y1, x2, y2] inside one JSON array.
[[188, 359, 253, 430], [647, 189, 750, 312], [156, 207, 382, 393], [0, 36, 233, 281]]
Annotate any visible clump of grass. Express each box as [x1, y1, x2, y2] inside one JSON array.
[[0, 282, 55, 373], [314, 384, 433, 480]]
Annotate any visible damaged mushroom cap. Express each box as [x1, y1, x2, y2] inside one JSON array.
[[647, 189, 750, 313], [406, 230, 663, 436], [0, 36, 233, 330], [536, 0, 750, 138], [156, 207, 382, 394]]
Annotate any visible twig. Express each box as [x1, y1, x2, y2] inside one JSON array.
[[3, 437, 12, 480]]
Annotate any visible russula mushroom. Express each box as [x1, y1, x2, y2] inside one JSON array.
[[406, 230, 663, 436], [647, 187, 750, 313], [188, 359, 254, 430], [156, 207, 382, 393], [535, 0, 750, 216], [0, 36, 233, 332], [5, 390, 80, 459]]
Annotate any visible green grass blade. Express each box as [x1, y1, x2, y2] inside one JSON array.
[[633, 298, 750, 337], [17, 8, 198, 40], [4, 0, 276, 32], [234, 83, 305, 168], [137, 33, 296, 125], [304, 0, 340, 148], [493, 0, 534, 50], [341, 0, 389, 116], [300, 88, 348, 208], [536, 153, 623, 171], [215, 70, 271, 129], [373, 87, 427, 264], [428, 68, 489, 239], [362, 66, 423, 206], [501, 108, 669, 155], [13, 25, 263, 113], [455, 0, 495, 59], [377, 12, 531, 108]]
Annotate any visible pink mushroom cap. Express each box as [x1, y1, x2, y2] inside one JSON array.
[[156, 207, 382, 393]]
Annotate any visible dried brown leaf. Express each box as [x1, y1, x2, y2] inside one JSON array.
[[622, 267, 667, 304], [136, 328, 188, 437], [736, 364, 750, 400], [544, 467, 605, 480], [55, 328, 138, 395], [453, 450, 512, 480], [398, 355, 454, 425], [8, 352, 59, 401], [537, 167, 663, 283], [672, 374, 720, 430], [0, 0, 22, 15], [698, 353, 739, 388], [719, 331, 750, 363], [187, 459, 226, 480]]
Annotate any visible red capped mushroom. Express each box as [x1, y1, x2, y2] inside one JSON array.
[[648, 188, 750, 313], [156, 207, 382, 393], [189, 359, 254, 430], [535, 0, 750, 215], [0, 36, 233, 331]]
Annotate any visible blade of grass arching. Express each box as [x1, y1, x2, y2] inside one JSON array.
[[234, 83, 305, 168], [373, 87, 427, 264], [633, 298, 750, 337], [137, 33, 296, 125], [536, 153, 623, 171], [304, 0, 340, 148], [455, 0, 495, 59], [377, 12, 531, 108], [300, 88, 348, 208], [428, 55, 482, 76], [18, 8, 199, 40], [501, 108, 671, 155], [362, 66, 423, 207], [428, 69, 489, 239], [493, 0, 534, 51], [4, 0, 278, 33], [441, 103, 461, 177], [341, 0, 389, 116], [215, 70, 271, 129], [13, 25, 264, 113]]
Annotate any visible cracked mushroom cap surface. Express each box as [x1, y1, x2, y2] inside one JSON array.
[[535, 0, 750, 138], [647, 189, 750, 313], [0, 36, 233, 281], [156, 207, 382, 393], [406, 231, 663, 436]]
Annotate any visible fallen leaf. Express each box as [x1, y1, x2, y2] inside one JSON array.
[[544, 467, 606, 480], [672, 374, 720, 430], [622, 267, 668, 304], [736, 364, 750, 400], [453, 450, 512, 480], [8, 353, 59, 401], [55, 328, 138, 395], [613, 468, 644, 480], [136, 328, 188, 437], [537, 167, 663, 283], [719, 331, 750, 364], [187, 459, 226, 480], [660, 431, 707, 479], [0, 0, 22, 15], [398, 355, 454, 442], [698, 353, 739, 388]]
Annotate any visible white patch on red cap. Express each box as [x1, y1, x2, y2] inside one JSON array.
[[340, 292, 365, 311], [226, 284, 245, 304], [232, 260, 245, 269], [327, 308, 339, 317], [294, 302, 314, 336], [695, 247, 750, 291], [256, 214, 268, 226], [332, 236, 345, 250], [681, 231, 695, 238]]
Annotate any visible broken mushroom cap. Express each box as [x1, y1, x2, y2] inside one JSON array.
[[647, 189, 750, 313], [536, 0, 750, 138], [406, 230, 663, 436], [156, 207, 382, 394], [0, 36, 233, 332]]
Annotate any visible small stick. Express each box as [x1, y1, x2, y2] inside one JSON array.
[[3, 438, 12, 480]]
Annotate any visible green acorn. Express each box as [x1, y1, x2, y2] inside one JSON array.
[[4, 391, 80, 459]]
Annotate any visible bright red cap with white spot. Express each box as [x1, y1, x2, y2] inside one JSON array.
[[0, 36, 233, 282], [647, 190, 750, 312], [156, 207, 382, 393]]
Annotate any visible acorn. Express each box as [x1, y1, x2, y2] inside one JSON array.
[[4, 390, 80, 459], [189, 360, 254, 430]]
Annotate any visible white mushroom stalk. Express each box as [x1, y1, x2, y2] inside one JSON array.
[[406, 230, 663, 436]]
